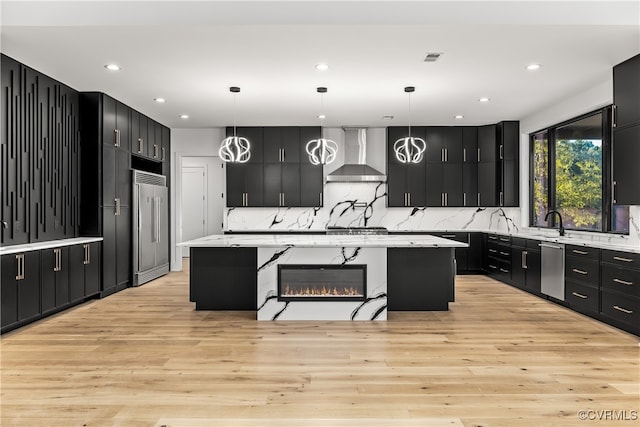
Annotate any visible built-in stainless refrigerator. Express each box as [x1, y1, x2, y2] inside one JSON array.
[[132, 170, 169, 286]]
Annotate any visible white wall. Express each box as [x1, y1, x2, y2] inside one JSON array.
[[170, 128, 226, 270]]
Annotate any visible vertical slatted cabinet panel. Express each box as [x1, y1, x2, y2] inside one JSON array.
[[1, 54, 29, 245]]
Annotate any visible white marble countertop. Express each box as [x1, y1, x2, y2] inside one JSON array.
[[180, 234, 468, 248], [483, 230, 640, 254], [0, 237, 103, 256]]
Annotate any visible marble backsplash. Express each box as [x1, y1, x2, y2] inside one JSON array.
[[225, 182, 522, 234], [225, 183, 640, 248]]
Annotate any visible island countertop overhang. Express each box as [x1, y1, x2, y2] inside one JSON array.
[[179, 234, 468, 248]]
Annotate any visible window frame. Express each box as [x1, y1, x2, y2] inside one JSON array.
[[529, 106, 623, 234]]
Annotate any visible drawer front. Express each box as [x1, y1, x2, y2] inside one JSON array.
[[601, 290, 639, 326], [487, 234, 500, 243], [601, 265, 640, 298], [497, 260, 511, 281], [511, 237, 526, 248], [565, 281, 599, 313], [565, 256, 599, 286], [526, 239, 541, 250], [487, 242, 502, 258], [498, 235, 511, 245], [601, 249, 640, 268], [566, 244, 600, 261]]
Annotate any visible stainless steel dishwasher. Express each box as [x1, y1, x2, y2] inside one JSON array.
[[540, 242, 565, 300]]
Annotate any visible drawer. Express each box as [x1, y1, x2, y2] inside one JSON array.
[[601, 265, 640, 298], [487, 242, 501, 257], [497, 235, 511, 245], [511, 237, 527, 248], [601, 249, 640, 269], [487, 234, 500, 243], [601, 290, 639, 326], [566, 244, 600, 260], [565, 256, 599, 286], [526, 239, 541, 250], [565, 281, 599, 313]]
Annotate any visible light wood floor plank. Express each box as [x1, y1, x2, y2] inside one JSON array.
[[1, 261, 638, 426]]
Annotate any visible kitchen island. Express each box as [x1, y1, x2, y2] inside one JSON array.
[[179, 234, 467, 321]]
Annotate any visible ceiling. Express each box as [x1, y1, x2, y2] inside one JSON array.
[[2, 1, 639, 129]]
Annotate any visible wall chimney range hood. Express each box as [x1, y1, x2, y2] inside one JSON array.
[[326, 127, 386, 182]]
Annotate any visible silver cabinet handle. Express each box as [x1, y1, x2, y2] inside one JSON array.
[[499, 191, 504, 207], [522, 251, 528, 269], [441, 234, 456, 238], [115, 198, 121, 216], [499, 144, 503, 160], [488, 235, 498, 240], [612, 181, 617, 204], [613, 256, 633, 263], [499, 237, 510, 242], [477, 148, 481, 162], [154, 144, 158, 158], [84, 244, 89, 265], [138, 138, 143, 153], [114, 129, 120, 147], [54, 248, 59, 272], [463, 193, 467, 206], [15, 254, 21, 280], [441, 193, 444, 206], [613, 305, 632, 314], [162, 147, 166, 161], [613, 278, 633, 286], [489, 249, 497, 253], [463, 148, 467, 162], [499, 268, 509, 273], [282, 148, 285, 162], [156, 197, 161, 243], [572, 249, 588, 255], [572, 268, 588, 275], [612, 104, 617, 128], [20, 254, 25, 280], [408, 193, 411, 206], [499, 251, 509, 256], [319, 193, 323, 206], [445, 193, 448, 206], [572, 292, 588, 299], [445, 148, 448, 162], [489, 264, 497, 269], [477, 193, 481, 206]]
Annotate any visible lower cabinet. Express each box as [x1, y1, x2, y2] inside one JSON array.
[[1, 241, 102, 334], [510, 238, 541, 294], [428, 232, 482, 273]]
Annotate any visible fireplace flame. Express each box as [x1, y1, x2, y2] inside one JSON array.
[[283, 284, 363, 297]]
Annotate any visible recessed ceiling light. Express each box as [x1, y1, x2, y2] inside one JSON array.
[[454, 115, 464, 119], [104, 64, 121, 71], [315, 63, 329, 71], [154, 98, 166, 103], [526, 63, 542, 71], [179, 114, 189, 119], [317, 114, 326, 119], [478, 97, 491, 103], [382, 115, 394, 120]]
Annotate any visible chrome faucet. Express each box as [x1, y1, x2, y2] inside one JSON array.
[[544, 210, 565, 236]]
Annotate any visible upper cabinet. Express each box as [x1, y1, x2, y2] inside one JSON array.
[[612, 54, 640, 206], [1, 54, 80, 246], [613, 54, 640, 129], [386, 126, 427, 207], [425, 127, 463, 207], [498, 121, 520, 207], [225, 126, 323, 208]]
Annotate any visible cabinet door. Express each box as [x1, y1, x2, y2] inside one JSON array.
[[443, 164, 463, 207], [442, 127, 464, 163], [69, 244, 85, 302], [85, 243, 101, 296], [300, 163, 323, 207], [282, 163, 301, 207], [425, 127, 447, 163], [612, 124, 640, 205], [245, 164, 264, 207], [525, 250, 541, 293], [116, 205, 131, 288], [40, 249, 57, 313], [102, 95, 117, 147], [151, 121, 162, 160], [426, 163, 445, 206], [467, 233, 483, 271], [462, 163, 478, 207], [116, 101, 130, 152], [18, 251, 40, 321], [226, 163, 246, 207], [161, 126, 171, 176], [116, 148, 131, 206], [263, 163, 282, 207], [1, 56, 29, 245], [281, 127, 301, 163], [102, 146, 117, 206], [462, 127, 478, 163], [478, 125, 497, 163], [477, 162, 497, 206], [1, 254, 19, 327], [406, 162, 426, 207], [137, 114, 148, 157], [510, 247, 526, 289], [102, 206, 117, 292], [131, 110, 141, 154], [613, 54, 640, 128], [54, 247, 70, 307], [263, 127, 282, 163], [499, 121, 519, 207], [387, 126, 409, 207]]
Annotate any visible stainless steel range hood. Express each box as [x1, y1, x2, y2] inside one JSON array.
[[326, 127, 386, 182]]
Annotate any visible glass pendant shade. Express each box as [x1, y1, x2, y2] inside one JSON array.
[[219, 86, 250, 163], [219, 135, 251, 163], [393, 136, 426, 163], [305, 138, 338, 165]]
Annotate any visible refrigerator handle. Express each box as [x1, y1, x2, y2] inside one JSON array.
[[156, 196, 161, 243]]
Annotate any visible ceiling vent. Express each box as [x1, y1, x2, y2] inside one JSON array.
[[424, 52, 442, 62]]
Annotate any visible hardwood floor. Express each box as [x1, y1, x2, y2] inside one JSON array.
[[1, 262, 638, 427]]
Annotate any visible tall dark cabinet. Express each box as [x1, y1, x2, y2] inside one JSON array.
[[386, 126, 427, 207], [1, 54, 80, 245], [425, 127, 463, 207], [462, 127, 479, 207], [612, 53, 640, 205], [477, 124, 498, 207]]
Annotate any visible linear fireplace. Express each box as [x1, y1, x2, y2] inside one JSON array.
[[278, 265, 367, 301]]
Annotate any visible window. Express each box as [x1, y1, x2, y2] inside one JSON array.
[[530, 107, 629, 233]]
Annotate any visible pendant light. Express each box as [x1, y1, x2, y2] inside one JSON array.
[[393, 86, 426, 163], [305, 87, 338, 165], [219, 87, 251, 163]]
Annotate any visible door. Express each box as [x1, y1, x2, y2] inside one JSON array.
[[138, 183, 156, 272], [155, 186, 169, 266], [182, 167, 207, 256], [18, 251, 40, 321], [69, 245, 85, 302], [613, 124, 640, 205], [1, 254, 19, 327], [85, 243, 101, 296], [102, 206, 117, 292]]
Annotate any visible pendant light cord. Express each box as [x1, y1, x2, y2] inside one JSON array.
[[233, 92, 237, 137], [408, 91, 412, 138]]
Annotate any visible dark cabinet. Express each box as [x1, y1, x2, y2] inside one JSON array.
[[102, 205, 130, 293], [1, 251, 40, 331], [131, 110, 148, 157], [1, 54, 80, 245], [476, 125, 498, 207], [41, 247, 70, 311], [69, 242, 101, 301], [498, 121, 519, 207], [564, 245, 600, 315], [225, 126, 323, 207], [510, 238, 541, 294], [613, 54, 640, 129], [612, 124, 640, 205], [425, 127, 463, 207], [387, 126, 426, 207], [599, 249, 640, 335], [462, 127, 478, 207], [161, 126, 171, 175]]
